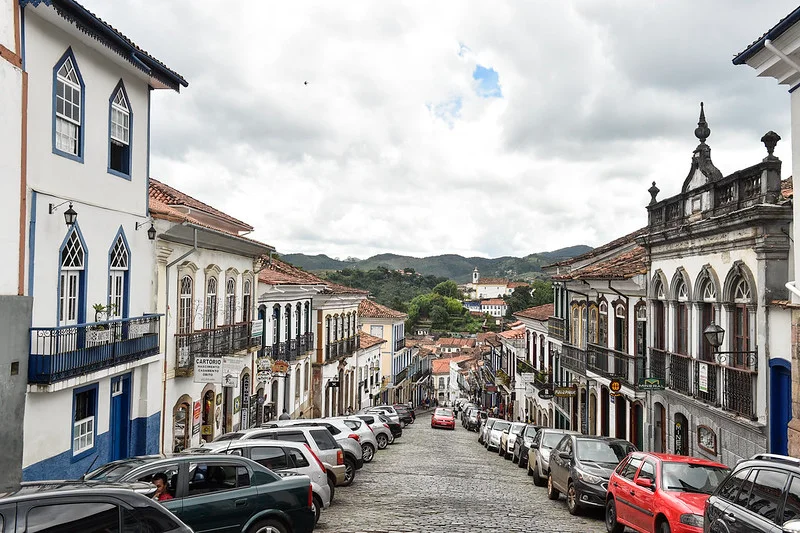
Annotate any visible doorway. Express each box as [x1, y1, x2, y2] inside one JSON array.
[[615, 394, 627, 439], [109, 374, 131, 461], [770, 360, 792, 455], [600, 387, 610, 436], [589, 392, 597, 435], [653, 402, 666, 453], [630, 402, 644, 450], [674, 412, 689, 455], [201, 390, 214, 443]]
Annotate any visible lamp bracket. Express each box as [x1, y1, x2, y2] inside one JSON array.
[[48, 200, 71, 214], [136, 219, 153, 230]]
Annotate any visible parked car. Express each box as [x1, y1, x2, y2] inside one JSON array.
[[84, 453, 316, 532], [479, 417, 498, 445], [342, 414, 393, 449], [499, 422, 527, 459], [486, 420, 511, 452], [363, 407, 401, 426], [547, 434, 636, 515], [214, 425, 360, 487], [329, 417, 381, 461], [527, 428, 579, 486], [466, 409, 485, 432], [356, 413, 401, 442], [371, 405, 410, 426], [262, 418, 371, 464], [188, 439, 332, 524], [604, 452, 729, 533], [513, 424, 541, 467], [703, 453, 800, 533], [393, 404, 415, 424], [0, 481, 193, 533], [431, 407, 456, 429]]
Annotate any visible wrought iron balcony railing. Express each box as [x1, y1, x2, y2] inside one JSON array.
[[325, 335, 360, 361], [560, 344, 586, 375], [396, 366, 408, 384], [586, 344, 644, 389], [175, 321, 258, 377], [30, 315, 161, 385], [548, 316, 565, 340], [395, 337, 405, 351]]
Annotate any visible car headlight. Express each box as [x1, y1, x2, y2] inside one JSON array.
[[575, 470, 603, 485], [679, 514, 703, 527]]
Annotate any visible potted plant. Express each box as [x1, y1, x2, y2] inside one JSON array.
[[87, 303, 117, 345]]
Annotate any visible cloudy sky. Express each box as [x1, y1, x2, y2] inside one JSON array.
[[84, 0, 795, 259]]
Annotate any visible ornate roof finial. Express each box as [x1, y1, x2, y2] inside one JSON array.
[[648, 181, 660, 205], [694, 102, 710, 144], [761, 130, 781, 161]]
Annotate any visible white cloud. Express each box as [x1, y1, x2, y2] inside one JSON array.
[[82, 0, 796, 259]]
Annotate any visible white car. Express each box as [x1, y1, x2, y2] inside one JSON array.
[[352, 413, 394, 448], [330, 417, 382, 460], [364, 405, 401, 426], [190, 439, 331, 523], [486, 420, 511, 452], [499, 422, 527, 459]]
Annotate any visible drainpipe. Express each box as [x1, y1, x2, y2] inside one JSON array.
[[160, 228, 198, 454]]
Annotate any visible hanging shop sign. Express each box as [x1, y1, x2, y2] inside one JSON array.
[[538, 388, 555, 400], [638, 377, 665, 391], [698, 364, 709, 393], [194, 357, 223, 384], [554, 386, 577, 398]]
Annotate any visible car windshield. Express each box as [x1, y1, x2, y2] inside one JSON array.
[[214, 432, 244, 442], [576, 440, 628, 463], [494, 421, 510, 432], [542, 432, 567, 448], [434, 408, 453, 417], [511, 424, 525, 435], [524, 427, 539, 438], [661, 462, 730, 494], [85, 460, 150, 481]]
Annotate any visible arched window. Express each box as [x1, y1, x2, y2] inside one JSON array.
[[333, 315, 339, 342], [60, 228, 85, 326], [325, 315, 332, 359], [225, 278, 236, 325], [204, 277, 217, 329], [54, 49, 84, 159], [108, 233, 129, 319], [242, 279, 252, 322], [614, 304, 627, 352], [284, 304, 292, 341], [588, 305, 598, 345], [652, 280, 666, 350], [571, 305, 581, 347], [304, 302, 311, 334], [108, 82, 132, 176], [598, 301, 608, 347], [272, 304, 281, 345], [295, 366, 301, 399], [305, 361, 310, 392], [675, 279, 689, 355], [635, 303, 647, 358], [699, 278, 717, 361], [296, 303, 302, 337], [178, 276, 193, 334], [733, 277, 752, 358]]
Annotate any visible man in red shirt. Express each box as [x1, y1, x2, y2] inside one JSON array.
[[152, 472, 174, 502]]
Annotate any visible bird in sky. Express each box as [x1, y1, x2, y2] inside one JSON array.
[[304, 81, 308, 85]]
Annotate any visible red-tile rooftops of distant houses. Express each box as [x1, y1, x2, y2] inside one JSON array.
[[320, 282, 370, 296], [258, 258, 326, 286], [431, 355, 474, 374], [782, 177, 793, 199], [515, 303, 555, 322], [436, 337, 476, 348], [359, 299, 408, 319], [475, 277, 509, 285], [499, 328, 525, 340], [508, 320, 523, 328], [553, 246, 648, 281], [508, 282, 529, 289], [481, 299, 506, 306], [477, 332, 496, 344], [358, 333, 386, 350], [149, 178, 253, 232]]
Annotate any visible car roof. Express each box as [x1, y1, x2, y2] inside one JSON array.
[[195, 439, 306, 452], [735, 453, 800, 473], [0, 481, 153, 502], [630, 452, 728, 468], [574, 435, 632, 444]]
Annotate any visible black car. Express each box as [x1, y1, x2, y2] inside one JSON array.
[[357, 413, 403, 439], [704, 453, 800, 533], [393, 404, 415, 423], [0, 481, 192, 532], [547, 434, 636, 515], [513, 424, 541, 468]]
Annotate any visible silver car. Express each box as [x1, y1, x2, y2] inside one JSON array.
[[353, 413, 394, 448], [499, 422, 527, 459], [364, 405, 401, 425], [262, 419, 370, 464], [486, 420, 511, 452], [527, 428, 579, 486], [190, 439, 331, 523], [479, 417, 498, 445], [332, 417, 383, 459]]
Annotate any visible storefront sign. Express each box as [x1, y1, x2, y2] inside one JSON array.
[[272, 360, 289, 376], [698, 425, 717, 455], [257, 357, 273, 371], [538, 388, 554, 400], [233, 396, 241, 414], [638, 377, 665, 391], [192, 401, 201, 436], [256, 371, 271, 384], [609, 379, 622, 394], [221, 357, 244, 388], [675, 421, 683, 454], [251, 320, 264, 340], [194, 357, 223, 383], [554, 386, 577, 398], [698, 363, 708, 393]]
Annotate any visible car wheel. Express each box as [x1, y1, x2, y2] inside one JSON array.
[[327, 475, 336, 502], [376, 433, 389, 449], [312, 494, 322, 524], [401, 420, 407, 428], [547, 474, 560, 500], [388, 433, 395, 444], [567, 482, 582, 515], [362, 443, 375, 462], [658, 521, 672, 533], [341, 457, 356, 487], [533, 463, 545, 486], [605, 498, 624, 533], [248, 519, 288, 533], [512, 450, 519, 463]]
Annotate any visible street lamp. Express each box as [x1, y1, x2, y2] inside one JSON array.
[[703, 323, 725, 349], [49, 200, 78, 226]]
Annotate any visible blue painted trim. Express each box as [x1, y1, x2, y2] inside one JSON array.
[[51, 47, 85, 163], [108, 226, 131, 319], [71, 382, 99, 463], [20, 5, 26, 70], [790, 81, 800, 94], [769, 358, 792, 370], [57, 222, 89, 325], [146, 88, 151, 217], [733, 6, 800, 65], [27, 191, 36, 296], [106, 79, 133, 180]]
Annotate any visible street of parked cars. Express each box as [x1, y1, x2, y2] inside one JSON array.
[[0, 404, 418, 533], [456, 397, 800, 533]]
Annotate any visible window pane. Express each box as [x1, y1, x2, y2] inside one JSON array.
[[746, 470, 789, 523], [735, 469, 758, 507], [639, 460, 656, 482], [188, 464, 239, 495], [122, 507, 180, 533], [310, 429, 339, 450], [288, 448, 310, 468], [275, 431, 307, 444], [27, 503, 119, 533], [784, 476, 800, 524], [251, 447, 289, 470], [621, 457, 642, 480]]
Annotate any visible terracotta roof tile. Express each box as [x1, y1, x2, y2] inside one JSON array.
[[258, 258, 325, 286], [515, 303, 555, 321], [321, 282, 370, 296], [475, 277, 509, 285], [477, 332, 496, 343], [358, 333, 386, 350], [150, 178, 253, 231], [508, 282, 529, 289], [782, 177, 793, 199], [481, 299, 506, 306], [553, 246, 647, 281], [432, 355, 474, 374], [545, 227, 648, 269], [499, 329, 525, 339], [437, 338, 476, 347], [359, 299, 408, 319]]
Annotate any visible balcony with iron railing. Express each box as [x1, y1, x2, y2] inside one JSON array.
[[648, 347, 758, 420], [586, 344, 644, 389], [175, 321, 258, 377], [325, 335, 360, 361], [396, 366, 409, 384], [560, 344, 586, 375], [395, 337, 405, 351], [30, 314, 161, 385], [548, 316, 565, 340]]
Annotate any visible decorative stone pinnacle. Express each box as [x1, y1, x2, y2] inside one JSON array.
[[761, 130, 781, 160], [648, 181, 660, 205], [694, 102, 711, 144]]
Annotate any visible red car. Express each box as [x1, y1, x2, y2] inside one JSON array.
[[431, 408, 455, 430], [606, 452, 729, 533]]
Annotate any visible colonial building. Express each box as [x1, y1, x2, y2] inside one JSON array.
[[358, 298, 408, 404], [20, 1, 186, 480], [350, 332, 386, 410], [498, 327, 526, 420], [436, 336, 477, 354], [467, 268, 513, 299], [514, 303, 555, 427], [733, 4, 800, 457], [481, 298, 508, 318], [149, 180, 272, 452], [257, 258, 324, 421], [641, 107, 792, 465]]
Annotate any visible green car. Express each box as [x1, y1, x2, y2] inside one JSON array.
[[83, 453, 315, 533]]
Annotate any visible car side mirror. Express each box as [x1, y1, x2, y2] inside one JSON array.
[[558, 450, 571, 460], [784, 520, 800, 533], [635, 478, 653, 490], [531, 442, 540, 449]]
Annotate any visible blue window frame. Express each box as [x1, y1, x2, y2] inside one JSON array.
[[58, 223, 88, 327], [72, 382, 98, 461], [52, 48, 85, 162], [108, 80, 133, 179], [107, 227, 130, 319]]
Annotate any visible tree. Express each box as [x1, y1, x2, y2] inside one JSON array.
[[433, 280, 461, 300], [505, 280, 554, 317], [430, 305, 449, 328]]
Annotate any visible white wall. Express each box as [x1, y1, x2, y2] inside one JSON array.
[[793, 90, 800, 292]]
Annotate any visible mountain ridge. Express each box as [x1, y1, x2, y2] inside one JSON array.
[[280, 245, 592, 282]]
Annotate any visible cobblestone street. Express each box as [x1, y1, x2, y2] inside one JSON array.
[[316, 412, 608, 533]]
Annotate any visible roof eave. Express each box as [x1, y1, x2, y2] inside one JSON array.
[[733, 6, 800, 65]]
